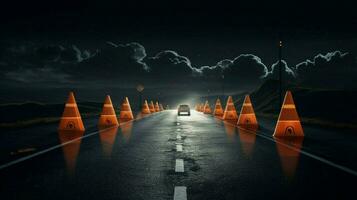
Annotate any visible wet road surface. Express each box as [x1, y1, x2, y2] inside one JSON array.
[[0, 110, 356, 199]]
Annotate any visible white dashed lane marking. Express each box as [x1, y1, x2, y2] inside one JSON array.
[[176, 144, 183, 152], [174, 186, 187, 200], [175, 159, 184, 172]]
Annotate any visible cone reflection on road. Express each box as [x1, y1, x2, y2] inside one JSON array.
[[155, 101, 160, 112], [98, 95, 119, 127], [223, 122, 237, 142], [203, 100, 212, 114], [275, 137, 304, 179], [119, 97, 134, 122], [273, 91, 304, 137], [58, 92, 85, 131], [237, 95, 258, 129], [141, 100, 151, 114], [58, 130, 84, 175], [159, 103, 164, 111], [238, 127, 257, 157], [149, 101, 156, 113], [120, 120, 133, 142], [213, 98, 224, 117], [223, 96, 238, 121], [99, 127, 119, 157]]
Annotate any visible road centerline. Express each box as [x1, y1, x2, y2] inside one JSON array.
[[175, 159, 184, 172], [174, 186, 187, 200]]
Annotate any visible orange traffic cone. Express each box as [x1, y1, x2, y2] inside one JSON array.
[[141, 100, 151, 114], [119, 97, 134, 122], [203, 100, 212, 114], [98, 95, 119, 127], [213, 98, 224, 117], [273, 91, 304, 137], [237, 95, 258, 129], [58, 92, 85, 131], [155, 101, 160, 112], [159, 103, 164, 111], [199, 103, 204, 112], [149, 101, 156, 113], [222, 96, 238, 121]]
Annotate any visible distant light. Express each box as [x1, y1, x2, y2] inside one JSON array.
[[279, 41, 283, 47], [136, 84, 144, 92]]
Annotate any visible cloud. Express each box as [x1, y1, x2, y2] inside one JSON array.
[[294, 51, 357, 88], [2, 40, 356, 91], [144, 50, 199, 84], [195, 54, 268, 89], [64, 42, 149, 85], [264, 59, 296, 81], [0, 43, 94, 84]]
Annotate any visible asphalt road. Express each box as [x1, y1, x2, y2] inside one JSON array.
[[0, 110, 356, 200]]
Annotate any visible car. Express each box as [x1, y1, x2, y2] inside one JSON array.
[[178, 104, 191, 116]]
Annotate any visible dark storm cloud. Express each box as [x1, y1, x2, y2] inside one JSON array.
[[2, 40, 357, 90], [195, 54, 269, 90], [264, 60, 296, 81], [294, 51, 357, 88], [65, 42, 149, 85], [144, 50, 200, 86], [0, 43, 94, 84]]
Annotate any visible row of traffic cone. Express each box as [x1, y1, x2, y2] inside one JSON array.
[[58, 92, 165, 131], [196, 91, 304, 137]]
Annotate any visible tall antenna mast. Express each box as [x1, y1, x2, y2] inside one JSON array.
[[279, 40, 283, 108]]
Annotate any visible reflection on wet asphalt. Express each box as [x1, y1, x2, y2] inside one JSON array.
[[0, 110, 356, 200]]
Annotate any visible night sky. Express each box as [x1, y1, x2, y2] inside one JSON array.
[[1, 0, 357, 103]]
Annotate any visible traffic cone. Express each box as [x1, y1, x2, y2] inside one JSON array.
[[273, 91, 304, 137], [58, 92, 85, 131], [237, 95, 258, 129], [213, 98, 224, 117], [155, 101, 160, 112], [149, 101, 156, 113], [119, 97, 134, 122], [98, 95, 119, 127], [199, 103, 204, 112], [203, 100, 212, 114], [141, 100, 151, 114], [159, 103, 164, 111], [222, 96, 238, 121]]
